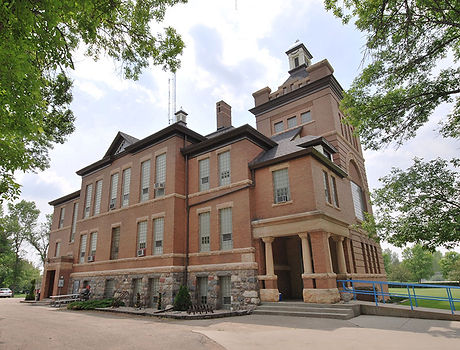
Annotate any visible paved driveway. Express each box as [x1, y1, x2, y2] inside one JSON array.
[[1, 298, 460, 350]]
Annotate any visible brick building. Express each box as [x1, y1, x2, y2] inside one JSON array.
[[42, 43, 386, 308]]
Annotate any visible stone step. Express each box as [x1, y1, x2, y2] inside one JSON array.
[[252, 309, 355, 320], [256, 305, 354, 314]]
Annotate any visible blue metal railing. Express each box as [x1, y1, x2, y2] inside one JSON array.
[[337, 279, 460, 315]]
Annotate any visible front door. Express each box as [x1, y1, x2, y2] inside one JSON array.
[[46, 270, 56, 298]]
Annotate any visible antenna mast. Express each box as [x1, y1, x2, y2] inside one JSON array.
[[168, 77, 171, 124]]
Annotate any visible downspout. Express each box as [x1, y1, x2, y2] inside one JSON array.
[[184, 135, 190, 286]]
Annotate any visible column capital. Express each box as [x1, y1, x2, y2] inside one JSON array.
[[332, 235, 344, 242], [298, 233, 309, 239], [262, 236, 275, 244]]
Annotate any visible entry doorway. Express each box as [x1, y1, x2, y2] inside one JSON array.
[[272, 236, 303, 300], [45, 270, 56, 298]]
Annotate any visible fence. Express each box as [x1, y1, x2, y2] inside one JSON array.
[[337, 279, 460, 315]]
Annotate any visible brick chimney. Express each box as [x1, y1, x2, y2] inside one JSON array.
[[216, 100, 231, 130]]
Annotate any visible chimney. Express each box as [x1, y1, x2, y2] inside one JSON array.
[[216, 100, 232, 130], [175, 109, 188, 125]]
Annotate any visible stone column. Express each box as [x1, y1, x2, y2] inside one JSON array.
[[262, 236, 275, 276], [299, 233, 314, 289], [335, 236, 347, 274]]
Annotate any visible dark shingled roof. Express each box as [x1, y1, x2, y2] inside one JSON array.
[[205, 126, 235, 139]]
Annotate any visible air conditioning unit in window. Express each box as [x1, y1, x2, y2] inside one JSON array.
[[154, 182, 165, 189], [87, 255, 95, 262], [137, 248, 146, 257], [109, 199, 116, 210]]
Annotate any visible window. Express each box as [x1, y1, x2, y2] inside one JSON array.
[[110, 227, 120, 260], [287, 116, 297, 129], [199, 212, 210, 252], [104, 279, 116, 299], [198, 277, 208, 304], [84, 184, 93, 218], [89, 232, 97, 258], [220, 276, 231, 306], [149, 278, 160, 308], [58, 207, 65, 228], [323, 171, 332, 204], [109, 173, 119, 210], [70, 202, 78, 242], [301, 111, 312, 124], [331, 176, 339, 207], [55, 242, 61, 257], [140, 160, 150, 202], [219, 207, 233, 250], [199, 158, 210, 191], [137, 221, 147, 253], [273, 168, 291, 203], [218, 151, 231, 186], [94, 180, 103, 215], [122, 168, 131, 207], [294, 56, 299, 67], [274, 121, 284, 133], [323, 149, 332, 161], [153, 217, 164, 255], [79, 234, 87, 263], [155, 154, 166, 197], [351, 181, 366, 221], [132, 278, 143, 306]]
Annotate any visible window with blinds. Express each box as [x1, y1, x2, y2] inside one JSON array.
[[198, 277, 208, 304], [59, 207, 65, 228], [273, 168, 291, 203], [220, 276, 231, 305], [199, 212, 210, 252], [218, 151, 231, 186], [90, 232, 97, 257], [301, 111, 312, 124], [110, 227, 120, 260], [287, 116, 297, 129], [55, 242, 61, 257], [122, 168, 131, 207], [351, 181, 366, 221], [70, 202, 78, 242], [323, 171, 332, 204], [155, 154, 166, 197], [149, 278, 160, 307], [331, 176, 339, 207], [199, 158, 210, 191], [219, 207, 232, 250], [94, 180, 103, 215], [140, 160, 150, 202], [84, 184, 93, 218], [137, 221, 147, 251], [104, 279, 116, 298], [153, 217, 164, 255], [79, 234, 87, 263], [274, 121, 284, 133], [109, 173, 119, 210]]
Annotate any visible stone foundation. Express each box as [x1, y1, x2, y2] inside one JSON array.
[[259, 289, 279, 302], [303, 288, 340, 304]]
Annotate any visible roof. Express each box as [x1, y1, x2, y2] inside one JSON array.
[[104, 131, 139, 158], [205, 126, 235, 138], [49, 190, 80, 206]]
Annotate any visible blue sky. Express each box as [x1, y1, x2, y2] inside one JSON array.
[[14, 0, 459, 264]]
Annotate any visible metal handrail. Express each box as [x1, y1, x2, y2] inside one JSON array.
[[337, 279, 460, 315]]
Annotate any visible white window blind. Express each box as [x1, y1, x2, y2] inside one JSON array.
[[79, 234, 87, 263], [221, 276, 231, 305], [137, 221, 147, 250], [59, 207, 65, 228], [84, 184, 93, 218], [287, 116, 297, 129], [155, 154, 166, 197], [199, 212, 210, 252], [273, 168, 291, 203], [218, 151, 231, 186], [111, 227, 120, 260], [351, 181, 366, 221], [198, 277, 208, 304], [90, 232, 97, 256], [94, 180, 102, 215], [219, 207, 233, 250], [141, 160, 150, 202], [153, 217, 164, 255], [70, 202, 78, 242], [55, 242, 61, 257], [301, 111, 312, 124], [122, 168, 131, 207], [274, 121, 284, 133], [110, 173, 118, 209], [199, 158, 210, 191], [323, 171, 332, 204]]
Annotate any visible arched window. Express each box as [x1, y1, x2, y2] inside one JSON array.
[[349, 161, 367, 221]]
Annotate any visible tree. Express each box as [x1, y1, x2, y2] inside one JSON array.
[[25, 214, 51, 268], [448, 259, 460, 281], [324, 0, 460, 150], [3, 200, 39, 292], [388, 263, 413, 282], [402, 245, 434, 282], [382, 248, 400, 275], [0, 0, 186, 201], [367, 158, 459, 250], [440, 251, 460, 279]]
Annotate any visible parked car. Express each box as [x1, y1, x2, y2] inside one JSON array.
[[0, 288, 13, 298]]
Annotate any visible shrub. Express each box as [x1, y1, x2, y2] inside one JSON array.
[[67, 298, 115, 310], [173, 285, 191, 311], [25, 279, 35, 301]]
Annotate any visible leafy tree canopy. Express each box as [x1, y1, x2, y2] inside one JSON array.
[[369, 157, 459, 250], [439, 251, 460, 279], [324, 0, 460, 149], [0, 0, 186, 201], [402, 244, 434, 282]]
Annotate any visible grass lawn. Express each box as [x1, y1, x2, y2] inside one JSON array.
[[388, 287, 460, 311], [13, 294, 26, 299]]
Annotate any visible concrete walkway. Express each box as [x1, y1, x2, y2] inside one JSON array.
[[1, 298, 460, 350]]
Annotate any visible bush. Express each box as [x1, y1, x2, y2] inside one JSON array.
[[173, 285, 191, 311], [25, 279, 35, 301], [67, 298, 116, 310]]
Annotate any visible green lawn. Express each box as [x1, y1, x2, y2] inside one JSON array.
[[388, 287, 460, 311], [13, 294, 26, 298]]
